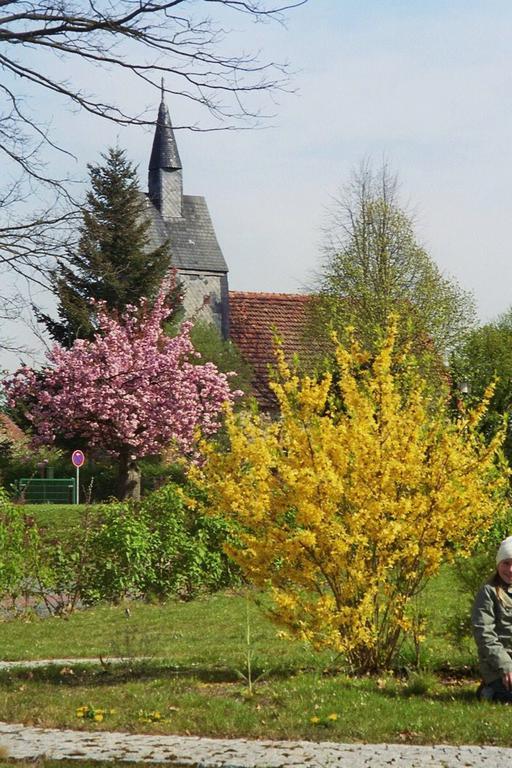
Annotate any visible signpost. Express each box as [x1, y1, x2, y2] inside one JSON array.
[[71, 450, 85, 504]]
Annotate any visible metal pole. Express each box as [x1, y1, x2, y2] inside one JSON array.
[[76, 466, 80, 505]]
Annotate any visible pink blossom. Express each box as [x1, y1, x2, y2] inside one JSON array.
[[4, 289, 240, 461]]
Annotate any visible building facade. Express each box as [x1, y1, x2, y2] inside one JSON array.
[[145, 95, 313, 406], [145, 95, 230, 338]]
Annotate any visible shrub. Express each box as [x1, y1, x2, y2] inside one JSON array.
[[198, 319, 510, 672], [81, 502, 154, 603], [0, 487, 42, 605], [28, 482, 238, 608], [141, 483, 238, 600]]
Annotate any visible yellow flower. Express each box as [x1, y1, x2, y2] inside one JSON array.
[[310, 716, 320, 724], [198, 318, 509, 672], [327, 713, 338, 721], [138, 709, 165, 723]]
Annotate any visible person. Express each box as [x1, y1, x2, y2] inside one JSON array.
[[472, 536, 512, 702]]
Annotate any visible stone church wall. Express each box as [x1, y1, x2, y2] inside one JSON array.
[[180, 272, 229, 336]]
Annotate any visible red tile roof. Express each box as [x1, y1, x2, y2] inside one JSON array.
[[228, 291, 314, 408], [0, 413, 25, 444]]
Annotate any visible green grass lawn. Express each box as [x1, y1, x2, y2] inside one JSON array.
[[20, 504, 83, 535], [0, 569, 506, 746], [0, 503, 492, 744]]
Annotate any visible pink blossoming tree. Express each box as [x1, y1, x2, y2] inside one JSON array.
[[5, 290, 240, 499]]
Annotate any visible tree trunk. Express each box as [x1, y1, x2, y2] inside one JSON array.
[[118, 450, 141, 501]]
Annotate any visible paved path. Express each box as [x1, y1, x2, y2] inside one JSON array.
[[0, 657, 149, 670], [1, 722, 512, 767], [1, 658, 511, 766]]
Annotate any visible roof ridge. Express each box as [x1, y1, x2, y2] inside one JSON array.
[[229, 291, 311, 300]]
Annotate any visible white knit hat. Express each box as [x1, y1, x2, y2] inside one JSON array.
[[496, 536, 512, 565]]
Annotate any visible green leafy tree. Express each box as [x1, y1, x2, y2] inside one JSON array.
[[310, 162, 475, 369], [189, 320, 253, 400], [450, 308, 512, 462], [36, 147, 180, 347]]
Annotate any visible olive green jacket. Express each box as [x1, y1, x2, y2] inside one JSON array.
[[472, 581, 512, 684]]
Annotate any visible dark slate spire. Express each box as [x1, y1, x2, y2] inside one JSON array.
[[148, 82, 183, 219], [149, 84, 182, 171]]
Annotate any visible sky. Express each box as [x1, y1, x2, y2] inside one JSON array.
[[3, 0, 512, 370]]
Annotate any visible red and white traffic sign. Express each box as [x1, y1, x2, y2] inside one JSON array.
[[71, 450, 85, 468]]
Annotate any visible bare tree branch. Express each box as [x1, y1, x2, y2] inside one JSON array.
[[0, 0, 307, 198], [0, 0, 307, 352]]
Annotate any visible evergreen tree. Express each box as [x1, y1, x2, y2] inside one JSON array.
[[37, 147, 179, 346]]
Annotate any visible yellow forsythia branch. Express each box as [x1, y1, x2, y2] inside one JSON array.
[[197, 320, 510, 672]]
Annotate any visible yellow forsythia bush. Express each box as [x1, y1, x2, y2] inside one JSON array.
[[198, 320, 509, 672]]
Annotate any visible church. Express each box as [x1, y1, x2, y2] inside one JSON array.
[[144, 94, 230, 339], [144, 93, 313, 407]]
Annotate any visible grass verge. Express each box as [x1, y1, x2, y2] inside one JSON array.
[[0, 571, 506, 746], [19, 504, 83, 535]]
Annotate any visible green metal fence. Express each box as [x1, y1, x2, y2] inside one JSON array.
[[18, 478, 76, 504]]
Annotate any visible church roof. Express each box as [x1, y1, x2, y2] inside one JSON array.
[[144, 194, 228, 274], [145, 95, 227, 275], [0, 413, 25, 444], [149, 99, 182, 171], [228, 291, 314, 408]]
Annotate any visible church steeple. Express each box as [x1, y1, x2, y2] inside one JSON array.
[[148, 83, 183, 219]]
